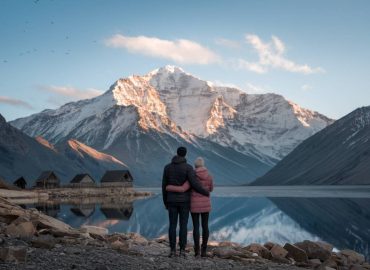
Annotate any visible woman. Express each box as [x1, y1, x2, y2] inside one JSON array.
[[166, 157, 213, 257]]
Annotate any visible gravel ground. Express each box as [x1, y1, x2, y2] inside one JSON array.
[[0, 243, 303, 270]]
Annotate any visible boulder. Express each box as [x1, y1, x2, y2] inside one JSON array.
[[295, 240, 331, 261], [310, 258, 322, 267], [264, 242, 276, 250], [270, 244, 288, 258], [243, 243, 272, 259], [110, 240, 130, 253], [5, 221, 36, 238], [213, 246, 247, 259], [218, 241, 241, 248], [0, 246, 27, 262], [316, 241, 333, 252], [80, 225, 108, 237], [126, 232, 149, 246], [31, 235, 56, 249], [284, 243, 308, 262], [340, 249, 365, 265]]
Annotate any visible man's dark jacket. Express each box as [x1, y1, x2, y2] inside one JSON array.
[[162, 156, 209, 206]]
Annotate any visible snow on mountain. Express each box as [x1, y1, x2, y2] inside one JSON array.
[[10, 66, 333, 185]]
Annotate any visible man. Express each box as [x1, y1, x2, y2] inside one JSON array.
[[162, 146, 210, 258]]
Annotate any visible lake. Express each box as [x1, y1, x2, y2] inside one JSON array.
[[20, 186, 370, 260]]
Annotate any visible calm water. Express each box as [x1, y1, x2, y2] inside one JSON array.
[[22, 186, 370, 259]]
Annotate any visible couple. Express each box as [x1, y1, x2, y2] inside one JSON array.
[[162, 146, 213, 258]]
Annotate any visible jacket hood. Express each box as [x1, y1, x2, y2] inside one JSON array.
[[171, 155, 187, 164], [195, 167, 210, 180]]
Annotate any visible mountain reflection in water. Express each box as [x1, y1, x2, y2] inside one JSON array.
[[24, 193, 370, 260]]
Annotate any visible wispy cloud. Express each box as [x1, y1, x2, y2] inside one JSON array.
[[238, 34, 324, 74], [105, 34, 221, 65], [301, 84, 312, 91], [0, 96, 34, 109], [39, 85, 103, 100], [215, 38, 241, 49]]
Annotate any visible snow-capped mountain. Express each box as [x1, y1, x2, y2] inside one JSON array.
[[252, 106, 370, 185], [0, 114, 127, 184], [10, 66, 333, 185]]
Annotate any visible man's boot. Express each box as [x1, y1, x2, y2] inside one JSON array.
[[194, 245, 200, 257], [168, 249, 176, 258]]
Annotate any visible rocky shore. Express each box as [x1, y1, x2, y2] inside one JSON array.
[[0, 197, 368, 270]]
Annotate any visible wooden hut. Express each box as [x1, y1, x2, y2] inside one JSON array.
[[70, 174, 96, 188], [35, 171, 60, 189], [13, 177, 27, 189], [100, 170, 133, 187]]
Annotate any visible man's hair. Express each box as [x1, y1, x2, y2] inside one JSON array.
[[177, 146, 187, 157]]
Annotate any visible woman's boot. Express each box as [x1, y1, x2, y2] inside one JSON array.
[[201, 245, 207, 257]]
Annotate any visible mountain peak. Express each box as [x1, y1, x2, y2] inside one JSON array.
[[0, 114, 6, 124], [148, 65, 186, 76]]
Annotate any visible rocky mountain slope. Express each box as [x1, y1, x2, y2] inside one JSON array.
[[252, 106, 370, 185], [10, 66, 333, 185], [0, 114, 127, 184]]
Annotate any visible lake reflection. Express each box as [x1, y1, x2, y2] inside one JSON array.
[[24, 188, 370, 260]]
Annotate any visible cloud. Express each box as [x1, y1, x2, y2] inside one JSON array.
[[105, 34, 220, 65], [0, 96, 34, 109], [239, 34, 324, 74], [215, 38, 241, 49], [39, 85, 103, 100], [301, 84, 312, 91]]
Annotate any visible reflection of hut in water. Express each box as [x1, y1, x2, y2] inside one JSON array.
[[70, 204, 95, 217], [100, 170, 133, 187], [13, 177, 27, 189], [35, 203, 61, 218], [35, 171, 60, 189], [70, 174, 96, 188], [100, 202, 133, 220]]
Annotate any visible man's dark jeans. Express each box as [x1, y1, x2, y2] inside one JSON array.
[[168, 202, 190, 251]]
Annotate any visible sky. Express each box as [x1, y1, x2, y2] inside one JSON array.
[[1, 0, 370, 121]]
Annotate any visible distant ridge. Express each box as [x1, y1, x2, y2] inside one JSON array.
[[251, 106, 370, 185], [0, 114, 128, 184]]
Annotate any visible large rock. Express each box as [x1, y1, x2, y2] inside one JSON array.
[[81, 225, 108, 237], [0, 246, 27, 262], [270, 244, 288, 258], [5, 221, 36, 238], [284, 243, 308, 262], [243, 243, 272, 259], [316, 241, 333, 253], [295, 240, 331, 261], [218, 241, 241, 248], [213, 246, 249, 259], [264, 242, 276, 250], [126, 232, 149, 246], [31, 235, 56, 249], [340, 249, 365, 265]]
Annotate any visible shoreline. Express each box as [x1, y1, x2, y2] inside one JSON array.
[[0, 196, 368, 269]]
